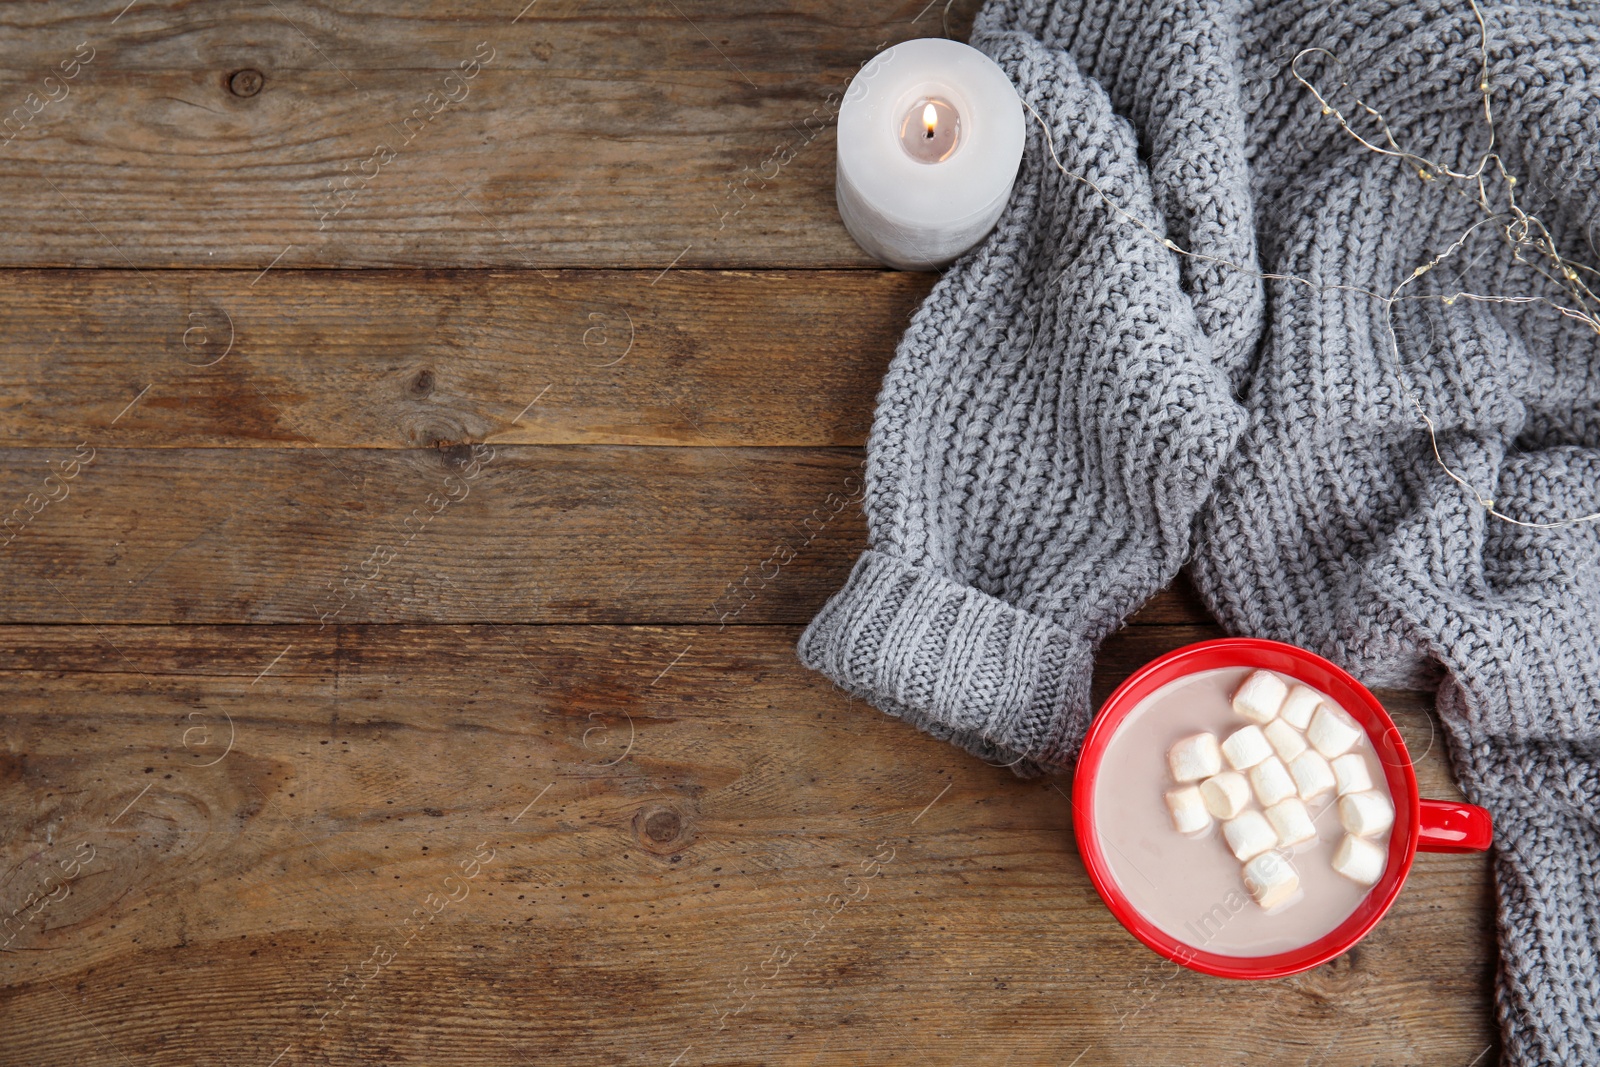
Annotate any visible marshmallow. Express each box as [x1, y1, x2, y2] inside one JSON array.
[[1288, 750, 1336, 800], [1232, 670, 1288, 724], [1339, 791, 1395, 837], [1332, 753, 1375, 796], [1164, 783, 1209, 831], [1223, 810, 1279, 862], [1165, 785, 1212, 834], [1265, 797, 1317, 847], [1168, 732, 1223, 782], [1307, 703, 1363, 759], [1220, 725, 1273, 770], [1279, 685, 1323, 730], [1332, 833, 1387, 886], [1249, 756, 1297, 807], [1242, 850, 1300, 910], [1264, 718, 1307, 762], [1200, 771, 1251, 820]]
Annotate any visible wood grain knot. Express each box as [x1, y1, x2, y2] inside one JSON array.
[[228, 69, 264, 97], [633, 803, 691, 855], [410, 369, 436, 398], [645, 810, 680, 841]]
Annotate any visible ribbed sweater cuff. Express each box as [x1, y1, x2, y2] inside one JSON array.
[[797, 550, 1095, 775]]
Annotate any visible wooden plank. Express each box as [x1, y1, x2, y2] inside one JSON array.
[[0, 1, 980, 73], [0, 624, 1496, 1065], [0, 444, 864, 626], [0, 1, 982, 269], [0, 269, 922, 449], [0, 444, 1208, 627]]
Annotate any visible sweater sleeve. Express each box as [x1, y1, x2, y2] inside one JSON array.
[[798, 22, 1252, 772]]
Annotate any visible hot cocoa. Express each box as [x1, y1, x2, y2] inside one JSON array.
[[1090, 666, 1396, 957]]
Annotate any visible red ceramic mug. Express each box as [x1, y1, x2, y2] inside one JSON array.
[[1073, 637, 1492, 979]]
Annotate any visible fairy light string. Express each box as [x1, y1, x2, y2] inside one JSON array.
[[1017, 0, 1600, 529]]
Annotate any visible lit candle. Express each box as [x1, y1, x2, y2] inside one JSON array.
[[901, 98, 960, 163], [835, 38, 1024, 270]]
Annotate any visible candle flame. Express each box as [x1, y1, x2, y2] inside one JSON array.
[[923, 102, 938, 136]]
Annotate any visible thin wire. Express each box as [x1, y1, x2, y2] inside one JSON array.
[[1017, 0, 1600, 530]]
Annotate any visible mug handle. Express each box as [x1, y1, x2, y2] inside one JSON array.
[[1417, 799, 1493, 853]]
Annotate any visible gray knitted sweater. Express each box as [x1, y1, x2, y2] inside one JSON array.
[[800, 0, 1600, 1059]]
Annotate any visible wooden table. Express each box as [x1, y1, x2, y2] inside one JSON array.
[[0, 2, 1499, 1063]]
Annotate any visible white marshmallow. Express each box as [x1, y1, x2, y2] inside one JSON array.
[[1242, 850, 1300, 910], [1307, 703, 1363, 759], [1288, 750, 1336, 799], [1249, 756, 1297, 807], [1264, 718, 1307, 762], [1199, 771, 1251, 820], [1265, 797, 1317, 847], [1223, 810, 1279, 862], [1165, 785, 1212, 834], [1279, 685, 1323, 730], [1332, 753, 1375, 796], [1167, 732, 1223, 782], [1220, 725, 1273, 770], [1332, 833, 1387, 886], [1232, 670, 1288, 724], [1339, 791, 1396, 837]]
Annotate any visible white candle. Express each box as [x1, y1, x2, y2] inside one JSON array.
[[835, 38, 1024, 271]]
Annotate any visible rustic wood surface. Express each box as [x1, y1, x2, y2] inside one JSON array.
[[0, 270, 925, 448], [0, 1, 1499, 1065], [0, 1, 980, 270]]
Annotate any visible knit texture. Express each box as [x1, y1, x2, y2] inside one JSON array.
[[799, 0, 1600, 1060]]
